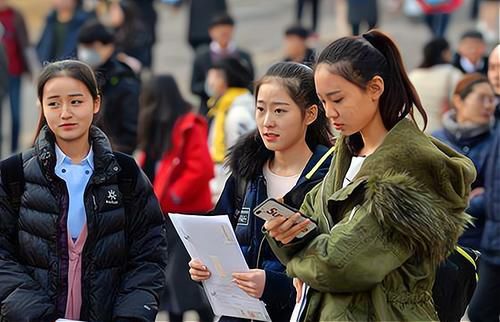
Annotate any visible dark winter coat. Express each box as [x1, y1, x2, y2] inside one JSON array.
[[433, 113, 495, 250], [452, 53, 489, 75], [96, 56, 140, 155], [214, 134, 334, 322], [347, 0, 378, 25], [484, 122, 500, 265], [188, 0, 227, 48], [36, 9, 90, 63], [0, 126, 167, 322]]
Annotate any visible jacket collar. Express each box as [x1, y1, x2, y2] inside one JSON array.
[[35, 125, 120, 184]]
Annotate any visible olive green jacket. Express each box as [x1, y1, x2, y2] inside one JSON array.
[[268, 119, 476, 321]]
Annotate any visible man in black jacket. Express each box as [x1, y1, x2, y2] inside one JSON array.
[[190, 13, 254, 117], [452, 30, 489, 75], [77, 20, 140, 155]]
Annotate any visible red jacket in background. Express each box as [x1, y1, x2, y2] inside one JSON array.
[[146, 112, 214, 214], [416, 0, 463, 14]]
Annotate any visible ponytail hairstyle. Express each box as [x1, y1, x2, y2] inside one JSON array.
[[316, 29, 427, 133], [227, 62, 333, 180]]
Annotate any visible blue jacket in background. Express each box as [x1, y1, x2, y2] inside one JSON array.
[[36, 9, 90, 63], [213, 143, 333, 322], [433, 122, 495, 250], [484, 122, 500, 265]]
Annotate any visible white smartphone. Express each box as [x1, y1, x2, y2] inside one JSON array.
[[253, 198, 317, 238]]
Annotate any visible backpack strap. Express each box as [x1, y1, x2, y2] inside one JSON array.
[[113, 152, 138, 205], [0, 153, 25, 212]]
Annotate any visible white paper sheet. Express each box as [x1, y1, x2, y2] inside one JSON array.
[[169, 214, 271, 322]]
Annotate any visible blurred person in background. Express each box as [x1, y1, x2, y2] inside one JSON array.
[[488, 44, 500, 119], [77, 20, 140, 155], [205, 57, 255, 203], [347, 0, 378, 36], [409, 37, 462, 133], [103, 0, 153, 70], [0, 45, 7, 148], [191, 13, 254, 117], [130, 0, 157, 62], [37, 0, 90, 63], [452, 30, 489, 75], [0, 0, 40, 153], [296, 0, 320, 35], [137, 74, 214, 322], [475, 0, 499, 45], [468, 77, 500, 322], [416, 0, 462, 38], [187, 0, 227, 51], [432, 73, 497, 250], [283, 24, 315, 66]]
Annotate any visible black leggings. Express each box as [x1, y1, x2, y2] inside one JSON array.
[[468, 259, 500, 322]]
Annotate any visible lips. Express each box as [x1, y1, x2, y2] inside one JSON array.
[[59, 123, 77, 128], [263, 133, 279, 141], [333, 123, 344, 130]]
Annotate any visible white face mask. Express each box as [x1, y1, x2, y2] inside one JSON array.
[[78, 47, 102, 68], [204, 80, 216, 98]]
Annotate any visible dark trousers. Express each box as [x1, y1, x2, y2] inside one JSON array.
[[296, 0, 320, 32], [424, 13, 451, 38], [0, 75, 22, 155], [351, 21, 377, 36], [468, 259, 500, 322]]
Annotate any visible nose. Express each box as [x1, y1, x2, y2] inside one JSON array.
[[60, 102, 72, 119], [324, 102, 339, 120], [263, 111, 275, 128]]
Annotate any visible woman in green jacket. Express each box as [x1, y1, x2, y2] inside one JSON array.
[[265, 30, 476, 321]]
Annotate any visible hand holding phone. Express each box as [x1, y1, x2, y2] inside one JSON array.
[[254, 198, 316, 239]]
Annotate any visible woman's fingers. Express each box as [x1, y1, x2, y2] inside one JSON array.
[[188, 259, 211, 281]]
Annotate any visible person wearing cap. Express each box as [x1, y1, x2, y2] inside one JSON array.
[[452, 30, 489, 75], [205, 57, 255, 203], [191, 13, 254, 117], [283, 25, 315, 66]]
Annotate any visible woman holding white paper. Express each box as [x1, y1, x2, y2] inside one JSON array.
[[189, 61, 334, 321]]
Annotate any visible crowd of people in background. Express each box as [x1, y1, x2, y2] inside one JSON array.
[[0, 0, 499, 321]]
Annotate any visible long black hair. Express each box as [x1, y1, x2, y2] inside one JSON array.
[[228, 62, 333, 180], [316, 30, 427, 132], [138, 74, 191, 161]]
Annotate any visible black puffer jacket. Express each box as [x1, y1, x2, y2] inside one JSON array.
[[0, 126, 167, 322]]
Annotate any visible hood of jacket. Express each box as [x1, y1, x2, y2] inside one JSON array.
[[332, 118, 476, 264]]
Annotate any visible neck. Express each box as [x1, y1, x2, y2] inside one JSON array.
[[291, 48, 307, 62], [57, 9, 74, 23], [56, 136, 90, 164], [270, 139, 312, 176], [359, 111, 388, 156]]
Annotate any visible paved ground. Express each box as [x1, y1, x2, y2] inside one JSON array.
[[1, 0, 487, 321]]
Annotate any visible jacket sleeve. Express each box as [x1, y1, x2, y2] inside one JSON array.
[[163, 123, 214, 207], [285, 205, 413, 293], [225, 105, 256, 149], [0, 184, 56, 321], [113, 170, 167, 321]]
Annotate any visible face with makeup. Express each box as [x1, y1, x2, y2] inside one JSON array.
[[41, 76, 100, 145], [255, 80, 317, 153]]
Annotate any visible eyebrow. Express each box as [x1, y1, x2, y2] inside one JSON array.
[[256, 100, 291, 106], [325, 90, 342, 97], [46, 93, 84, 100]]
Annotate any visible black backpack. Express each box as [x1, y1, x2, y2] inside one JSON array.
[[0, 151, 137, 213], [432, 245, 480, 322]]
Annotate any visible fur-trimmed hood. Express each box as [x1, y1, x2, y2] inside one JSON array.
[[334, 118, 476, 264]]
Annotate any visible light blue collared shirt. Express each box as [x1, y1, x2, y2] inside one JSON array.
[[55, 144, 94, 240]]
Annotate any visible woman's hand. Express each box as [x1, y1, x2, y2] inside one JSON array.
[[188, 259, 211, 282], [264, 212, 312, 244], [293, 278, 304, 303], [232, 269, 266, 298]]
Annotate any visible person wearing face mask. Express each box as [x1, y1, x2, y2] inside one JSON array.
[[77, 19, 140, 155], [432, 74, 497, 251]]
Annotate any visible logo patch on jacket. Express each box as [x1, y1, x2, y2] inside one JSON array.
[[106, 189, 119, 205], [237, 207, 250, 225]]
